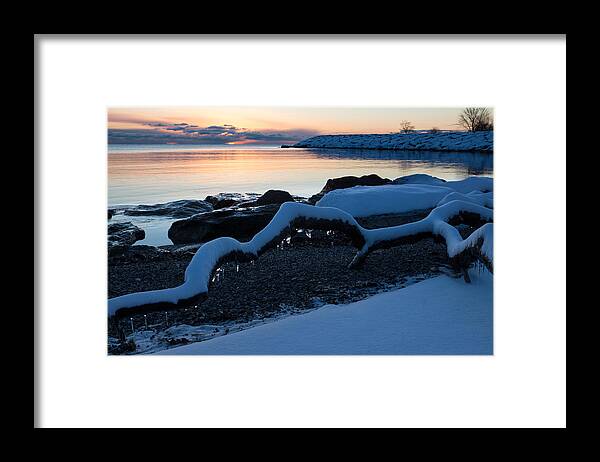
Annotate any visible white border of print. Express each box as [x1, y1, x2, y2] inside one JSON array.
[[36, 35, 566, 428]]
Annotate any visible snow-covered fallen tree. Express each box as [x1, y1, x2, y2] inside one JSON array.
[[108, 199, 493, 319]]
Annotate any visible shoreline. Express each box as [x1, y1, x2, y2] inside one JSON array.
[[282, 145, 493, 154], [289, 131, 493, 153]]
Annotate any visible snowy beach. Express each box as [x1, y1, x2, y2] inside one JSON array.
[[159, 270, 493, 355]]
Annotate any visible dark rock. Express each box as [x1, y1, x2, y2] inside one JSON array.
[[108, 222, 145, 250], [232, 190, 295, 208], [391, 174, 446, 185], [204, 193, 259, 210], [120, 199, 213, 219], [357, 209, 432, 229], [209, 198, 238, 209], [323, 174, 391, 192], [168, 204, 280, 244], [255, 189, 295, 206], [108, 222, 146, 257], [108, 209, 113, 220], [308, 174, 391, 203]]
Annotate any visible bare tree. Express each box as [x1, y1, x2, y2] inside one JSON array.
[[457, 108, 493, 132], [399, 120, 415, 133]]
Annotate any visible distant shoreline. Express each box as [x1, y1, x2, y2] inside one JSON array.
[[284, 131, 493, 153]]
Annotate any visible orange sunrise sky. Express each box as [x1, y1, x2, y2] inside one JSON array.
[[108, 107, 467, 145]]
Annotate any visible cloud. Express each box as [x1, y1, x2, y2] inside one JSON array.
[[108, 121, 319, 145]]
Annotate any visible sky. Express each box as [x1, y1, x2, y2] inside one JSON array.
[[108, 107, 466, 145]]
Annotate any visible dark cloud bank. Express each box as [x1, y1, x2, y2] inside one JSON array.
[[108, 122, 318, 145]]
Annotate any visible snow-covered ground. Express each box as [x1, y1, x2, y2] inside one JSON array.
[[294, 131, 493, 153], [158, 270, 493, 355]]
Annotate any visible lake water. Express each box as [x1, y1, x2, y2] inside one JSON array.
[[108, 144, 493, 245]]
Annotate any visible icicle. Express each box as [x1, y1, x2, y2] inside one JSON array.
[[144, 314, 148, 329], [236, 264, 239, 272], [130, 317, 134, 334]]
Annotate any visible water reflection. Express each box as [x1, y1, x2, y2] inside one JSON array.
[[108, 146, 493, 206], [305, 148, 493, 176]]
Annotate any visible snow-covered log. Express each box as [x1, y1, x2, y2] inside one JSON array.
[[347, 200, 493, 271], [108, 201, 493, 318]]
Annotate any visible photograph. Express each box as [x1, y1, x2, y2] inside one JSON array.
[[107, 106, 494, 355]]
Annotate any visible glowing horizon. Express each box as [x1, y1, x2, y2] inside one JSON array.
[[108, 107, 470, 145]]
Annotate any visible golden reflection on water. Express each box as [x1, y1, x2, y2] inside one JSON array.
[[108, 147, 493, 206]]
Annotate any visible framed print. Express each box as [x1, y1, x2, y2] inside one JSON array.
[[35, 35, 566, 428]]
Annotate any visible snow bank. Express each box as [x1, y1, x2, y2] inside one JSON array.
[[316, 177, 493, 217], [439, 177, 493, 194], [294, 131, 493, 153], [391, 174, 493, 193], [316, 184, 452, 217], [158, 271, 493, 355]]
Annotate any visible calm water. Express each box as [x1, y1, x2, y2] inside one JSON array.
[[108, 145, 492, 246], [108, 144, 493, 206]]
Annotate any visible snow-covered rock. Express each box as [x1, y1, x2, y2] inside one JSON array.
[[316, 177, 493, 217], [308, 174, 392, 203], [294, 131, 493, 153], [392, 173, 493, 193], [437, 191, 493, 208], [317, 184, 453, 217], [391, 173, 447, 186], [204, 192, 259, 209]]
